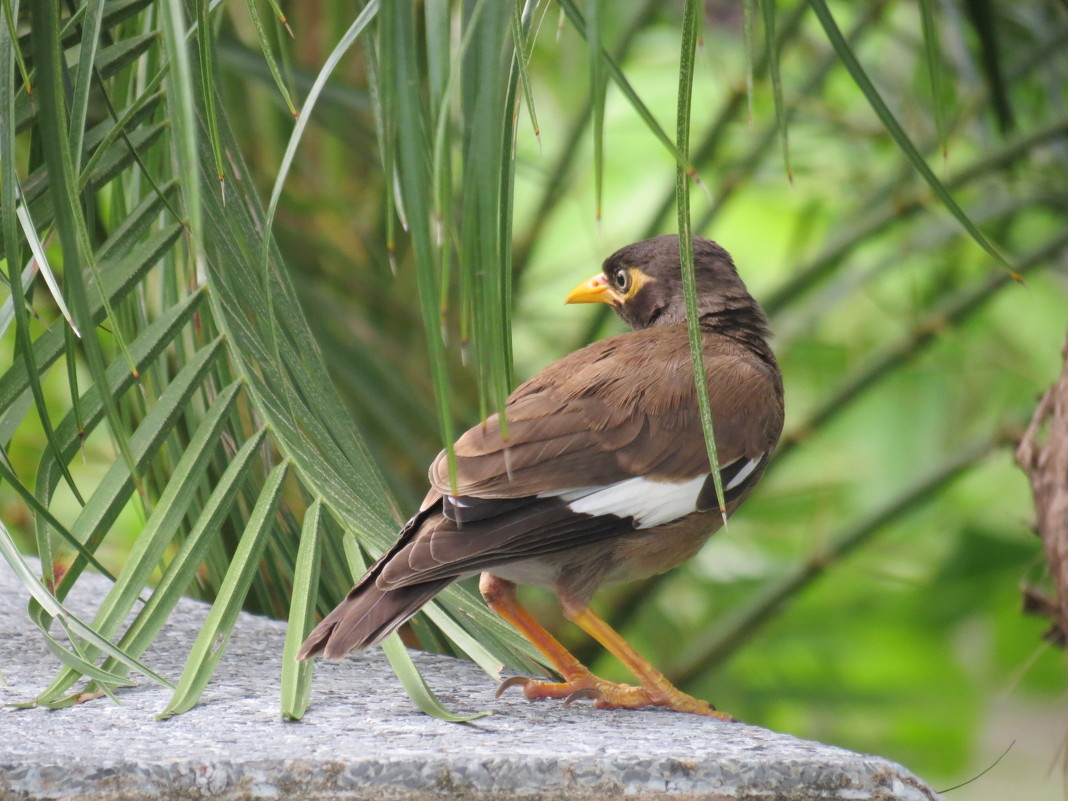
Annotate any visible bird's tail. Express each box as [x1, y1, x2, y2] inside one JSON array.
[[296, 577, 452, 661]]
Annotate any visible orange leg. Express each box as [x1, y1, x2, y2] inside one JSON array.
[[565, 605, 732, 719], [479, 573, 732, 719], [479, 573, 593, 697]]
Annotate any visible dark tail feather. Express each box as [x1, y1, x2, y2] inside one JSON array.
[[297, 578, 452, 661]]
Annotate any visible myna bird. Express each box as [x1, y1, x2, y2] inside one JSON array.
[[298, 235, 784, 718]]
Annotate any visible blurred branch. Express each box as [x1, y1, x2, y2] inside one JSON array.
[[512, 0, 661, 280], [668, 1, 815, 232], [667, 431, 1004, 685], [765, 113, 1068, 315], [776, 228, 1068, 461], [775, 189, 1058, 346], [764, 14, 1068, 315], [690, 1, 891, 232], [810, 0, 1011, 271], [1015, 326, 1068, 650]]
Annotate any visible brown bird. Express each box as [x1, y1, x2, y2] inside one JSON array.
[[298, 235, 784, 718]]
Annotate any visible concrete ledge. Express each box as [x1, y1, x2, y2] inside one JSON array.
[[0, 558, 941, 800]]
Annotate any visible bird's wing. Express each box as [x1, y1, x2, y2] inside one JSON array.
[[372, 326, 783, 590], [432, 325, 782, 501]]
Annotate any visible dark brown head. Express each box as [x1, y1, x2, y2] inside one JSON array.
[[567, 235, 769, 336]]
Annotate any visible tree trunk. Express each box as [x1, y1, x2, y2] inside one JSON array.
[[1016, 327, 1068, 648]]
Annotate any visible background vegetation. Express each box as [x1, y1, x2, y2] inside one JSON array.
[[1, 0, 1066, 798]]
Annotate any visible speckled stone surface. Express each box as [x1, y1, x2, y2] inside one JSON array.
[[0, 557, 940, 800]]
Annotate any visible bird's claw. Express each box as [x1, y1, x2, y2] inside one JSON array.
[[562, 687, 602, 706], [495, 675, 531, 698], [494, 673, 734, 718]]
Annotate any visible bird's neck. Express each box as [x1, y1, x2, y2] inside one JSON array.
[[699, 304, 777, 369]]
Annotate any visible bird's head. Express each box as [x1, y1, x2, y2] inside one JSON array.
[[566, 235, 757, 331]]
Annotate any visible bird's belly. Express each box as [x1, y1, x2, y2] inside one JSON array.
[[484, 559, 562, 591], [603, 511, 720, 584]]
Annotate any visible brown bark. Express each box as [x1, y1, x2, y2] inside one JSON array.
[[1015, 327, 1068, 648]]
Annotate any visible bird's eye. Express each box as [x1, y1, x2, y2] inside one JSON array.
[[613, 269, 631, 292]]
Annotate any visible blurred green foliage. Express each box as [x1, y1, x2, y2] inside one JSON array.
[[2, 0, 1066, 797]]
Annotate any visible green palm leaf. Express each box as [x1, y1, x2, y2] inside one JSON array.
[[0, 0, 539, 721]]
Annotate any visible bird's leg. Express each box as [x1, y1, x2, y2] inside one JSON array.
[[561, 602, 734, 720], [481, 574, 651, 706], [480, 574, 729, 717], [480, 573, 601, 699]]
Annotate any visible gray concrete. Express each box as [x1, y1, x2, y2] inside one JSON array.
[[0, 556, 940, 800]]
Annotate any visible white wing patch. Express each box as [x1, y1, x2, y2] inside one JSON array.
[[725, 457, 761, 491], [549, 473, 708, 530], [540, 454, 766, 530]]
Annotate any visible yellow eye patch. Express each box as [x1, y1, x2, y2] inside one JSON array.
[[616, 266, 652, 300]]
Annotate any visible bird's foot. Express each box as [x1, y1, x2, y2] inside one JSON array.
[[496, 674, 735, 720]]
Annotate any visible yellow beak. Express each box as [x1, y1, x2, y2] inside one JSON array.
[[565, 273, 620, 305]]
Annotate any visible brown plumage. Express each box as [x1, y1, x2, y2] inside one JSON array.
[[298, 235, 784, 717]]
